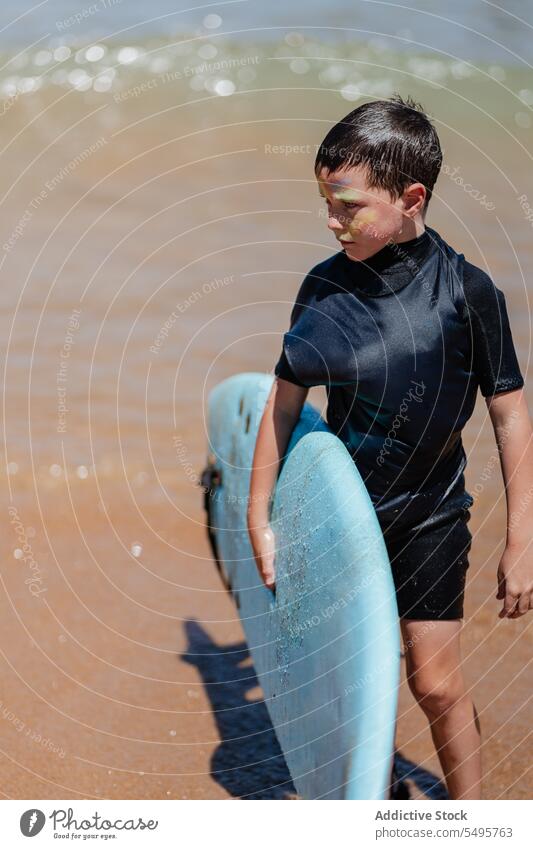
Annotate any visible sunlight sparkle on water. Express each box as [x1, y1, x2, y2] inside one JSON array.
[[203, 14, 222, 30]]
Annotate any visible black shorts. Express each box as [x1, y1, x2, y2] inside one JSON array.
[[377, 474, 474, 621]]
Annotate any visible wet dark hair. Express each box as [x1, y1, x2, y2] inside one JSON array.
[[314, 94, 442, 213]]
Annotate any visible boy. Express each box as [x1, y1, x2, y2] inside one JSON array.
[[247, 95, 533, 800]]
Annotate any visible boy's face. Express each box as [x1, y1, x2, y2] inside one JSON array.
[[316, 165, 425, 262]]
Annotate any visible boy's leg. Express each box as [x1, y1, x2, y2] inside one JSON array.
[[400, 618, 481, 800]]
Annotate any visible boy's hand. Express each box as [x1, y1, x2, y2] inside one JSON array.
[[249, 524, 276, 592], [496, 543, 533, 618]]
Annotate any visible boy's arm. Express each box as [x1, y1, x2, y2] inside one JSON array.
[[247, 377, 308, 589], [485, 387, 533, 618]]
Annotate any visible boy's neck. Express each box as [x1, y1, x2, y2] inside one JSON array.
[[393, 218, 426, 245]]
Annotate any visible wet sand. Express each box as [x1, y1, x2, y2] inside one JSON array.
[[1, 495, 295, 799], [1, 436, 531, 800]]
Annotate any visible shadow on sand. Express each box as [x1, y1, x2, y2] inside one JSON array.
[[182, 619, 447, 801], [181, 619, 296, 799]]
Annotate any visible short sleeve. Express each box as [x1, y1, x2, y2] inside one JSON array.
[[274, 348, 308, 387], [462, 262, 525, 397], [272, 273, 314, 388]]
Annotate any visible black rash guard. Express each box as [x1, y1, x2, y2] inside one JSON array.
[[274, 225, 524, 522]]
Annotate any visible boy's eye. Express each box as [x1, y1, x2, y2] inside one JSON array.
[[319, 197, 359, 210]]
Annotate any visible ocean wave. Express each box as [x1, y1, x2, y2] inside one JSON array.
[[1, 31, 529, 107]]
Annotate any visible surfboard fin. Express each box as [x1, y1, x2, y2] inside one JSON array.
[[199, 462, 232, 594], [389, 763, 411, 800]]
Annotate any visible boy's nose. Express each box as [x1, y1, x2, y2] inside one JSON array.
[[327, 214, 344, 231]]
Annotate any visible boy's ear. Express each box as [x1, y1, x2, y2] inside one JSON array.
[[403, 182, 427, 217]]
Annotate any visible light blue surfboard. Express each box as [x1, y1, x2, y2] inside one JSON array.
[[201, 372, 400, 800]]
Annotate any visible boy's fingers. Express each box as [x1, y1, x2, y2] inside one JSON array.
[[516, 593, 530, 616], [261, 558, 276, 586], [509, 591, 533, 616], [263, 571, 276, 591], [500, 591, 519, 617]]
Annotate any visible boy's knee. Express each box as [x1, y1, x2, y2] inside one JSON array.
[[408, 670, 466, 717]]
